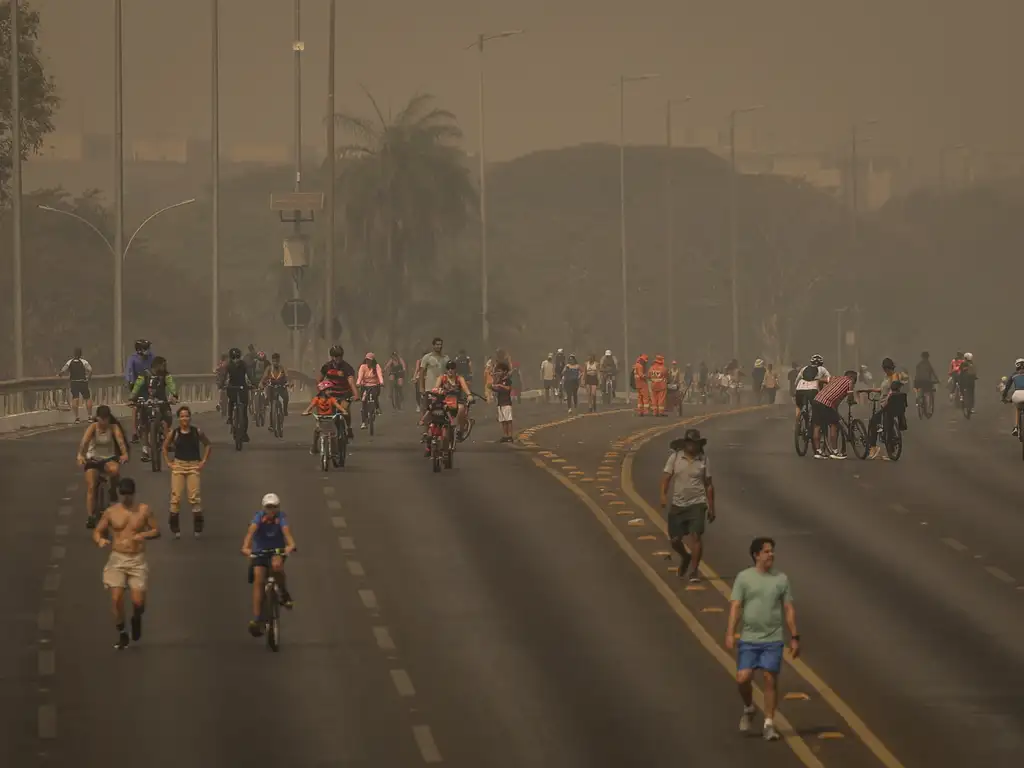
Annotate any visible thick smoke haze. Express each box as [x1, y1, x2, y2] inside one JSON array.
[[30, 0, 1024, 163]]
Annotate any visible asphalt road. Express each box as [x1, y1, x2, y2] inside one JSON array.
[[7, 390, 1020, 767]]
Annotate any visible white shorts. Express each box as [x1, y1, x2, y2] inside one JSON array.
[[1011, 390, 1024, 405], [496, 405, 513, 423]]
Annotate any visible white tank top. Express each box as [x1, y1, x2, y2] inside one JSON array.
[[86, 425, 115, 459]]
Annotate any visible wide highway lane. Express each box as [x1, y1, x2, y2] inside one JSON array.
[[622, 395, 1024, 768], [2, 396, 810, 768]]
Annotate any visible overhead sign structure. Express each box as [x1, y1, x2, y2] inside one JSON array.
[[281, 298, 312, 331]]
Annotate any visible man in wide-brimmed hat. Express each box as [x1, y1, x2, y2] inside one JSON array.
[[660, 428, 715, 583]]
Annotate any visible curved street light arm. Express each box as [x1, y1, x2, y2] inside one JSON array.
[[36, 205, 117, 257], [122, 198, 197, 261]]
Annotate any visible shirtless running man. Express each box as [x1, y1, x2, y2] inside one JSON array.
[[93, 477, 160, 650]]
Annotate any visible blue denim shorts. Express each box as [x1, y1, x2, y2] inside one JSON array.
[[737, 641, 784, 673]]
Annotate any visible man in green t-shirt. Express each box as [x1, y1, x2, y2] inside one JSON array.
[[725, 537, 800, 742]]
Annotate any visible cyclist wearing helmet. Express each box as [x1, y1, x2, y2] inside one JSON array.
[[240, 492, 296, 637], [319, 345, 358, 438], [793, 354, 830, 420], [356, 353, 385, 429], [948, 350, 965, 396], [959, 352, 978, 413], [224, 347, 254, 442], [1001, 358, 1024, 435], [302, 380, 348, 454], [259, 352, 290, 417], [426, 359, 472, 435], [124, 340, 154, 442], [913, 351, 939, 404]]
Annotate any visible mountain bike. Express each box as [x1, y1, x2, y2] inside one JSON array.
[[227, 385, 248, 451], [362, 386, 380, 436], [821, 396, 870, 459], [867, 391, 903, 461], [252, 386, 267, 428], [794, 395, 814, 457], [915, 383, 936, 420], [137, 398, 168, 472], [602, 374, 616, 406], [267, 384, 287, 439], [250, 548, 294, 652]]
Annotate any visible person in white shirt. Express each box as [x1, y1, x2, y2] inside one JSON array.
[[540, 354, 556, 403], [793, 354, 830, 419]]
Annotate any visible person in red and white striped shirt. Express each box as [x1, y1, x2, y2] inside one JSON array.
[[811, 370, 859, 459]]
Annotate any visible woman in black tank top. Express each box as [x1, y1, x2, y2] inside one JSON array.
[[162, 406, 212, 538]]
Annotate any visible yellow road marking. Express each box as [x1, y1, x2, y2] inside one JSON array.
[[785, 692, 811, 701], [636, 535, 657, 541], [700, 606, 724, 613], [609, 500, 625, 506], [616, 510, 633, 516], [685, 585, 706, 591], [619, 410, 907, 768], [562, 465, 578, 470], [818, 733, 845, 740], [626, 519, 645, 527], [552, 458, 566, 463], [653, 551, 672, 557], [531, 455, 823, 768]]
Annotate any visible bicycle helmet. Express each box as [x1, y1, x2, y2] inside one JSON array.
[[330, 345, 344, 357], [229, 347, 242, 360], [810, 354, 824, 365], [261, 492, 281, 507], [1015, 358, 1024, 370], [605, 349, 613, 356], [257, 351, 266, 360], [316, 380, 332, 392], [964, 352, 974, 361], [445, 360, 458, 370], [568, 354, 577, 362], [135, 339, 151, 352], [955, 350, 963, 358], [271, 352, 280, 361]]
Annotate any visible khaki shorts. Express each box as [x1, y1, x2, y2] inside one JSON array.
[[103, 551, 149, 591]]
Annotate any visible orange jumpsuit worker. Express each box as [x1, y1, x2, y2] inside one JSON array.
[[649, 354, 668, 416], [634, 354, 651, 415]]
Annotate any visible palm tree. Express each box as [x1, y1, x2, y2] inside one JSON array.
[[331, 92, 477, 353]]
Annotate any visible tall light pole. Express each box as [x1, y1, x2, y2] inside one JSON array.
[[835, 307, 847, 372], [619, 73, 659, 401], [728, 104, 763, 363], [467, 29, 522, 364], [211, 0, 220, 368], [10, 0, 24, 378], [850, 118, 878, 241], [113, 0, 124, 373], [290, 0, 303, 369], [39, 200, 196, 370], [325, 0, 337, 360], [665, 96, 690, 360]]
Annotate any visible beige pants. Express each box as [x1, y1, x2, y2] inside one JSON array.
[[170, 460, 202, 513], [103, 551, 149, 590]]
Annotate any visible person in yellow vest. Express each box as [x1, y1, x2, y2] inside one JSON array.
[[649, 354, 668, 416], [634, 354, 651, 416]]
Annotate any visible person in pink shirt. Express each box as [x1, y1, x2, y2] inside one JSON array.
[[356, 353, 385, 430]]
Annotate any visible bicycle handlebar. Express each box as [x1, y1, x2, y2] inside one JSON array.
[[250, 548, 295, 557]]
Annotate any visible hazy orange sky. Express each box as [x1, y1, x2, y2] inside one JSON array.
[[27, 0, 1023, 161]]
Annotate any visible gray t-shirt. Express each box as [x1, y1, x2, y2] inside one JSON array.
[[420, 352, 450, 389], [663, 451, 711, 507], [730, 567, 793, 643]]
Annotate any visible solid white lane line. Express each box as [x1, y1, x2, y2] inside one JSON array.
[[412, 725, 443, 763]]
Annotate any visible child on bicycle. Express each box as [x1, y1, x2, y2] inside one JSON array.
[[240, 492, 296, 637], [302, 380, 348, 454]]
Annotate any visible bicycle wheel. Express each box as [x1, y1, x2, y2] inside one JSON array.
[[274, 399, 284, 438], [369, 402, 376, 437], [150, 419, 162, 472], [334, 426, 346, 467], [924, 392, 934, 419], [794, 412, 810, 456], [320, 434, 330, 472], [265, 586, 280, 652], [233, 409, 243, 451], [431, 440, 442, 473], [885, 424, 903, 461], [850, 419, 869, 459], [962, 391, 973, 420]]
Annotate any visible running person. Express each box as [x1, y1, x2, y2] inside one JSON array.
[[59, 347, 93, 423], [241, 493, 296, 637], [77, 405, 130, 529], [584, 354, 600, 412], [93, 477, 160, 650]]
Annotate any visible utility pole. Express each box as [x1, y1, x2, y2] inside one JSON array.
[[211, 0, 220, 368], [665, 102, 674, 360], [291, 0, 303, 369], [728, 112, 738, 363], [325, 0, 336, 360], [10, 0, 24, 378], [113, 0, 124, 372]]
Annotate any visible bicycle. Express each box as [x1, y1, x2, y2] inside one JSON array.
[[389, 376, 404, 411], [601, 374, 616, 406], [252, 386, 267, 428], [137, 398, 168, 472], [362, 386, 380, 436], [311, 413, 346, 471], [866, 390, 904, 461], [1004, 398, 1024, 461], [820, 396, 870, 460], [267, 384, 287, 439], [227, 385, 248, 451], [959, 379, 976, 420], [915, 383, 936, 420], [250, 548, 294, 652], [794, 395, 814, 457]]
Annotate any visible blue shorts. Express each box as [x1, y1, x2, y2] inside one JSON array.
[[737, 641, 784, 674]]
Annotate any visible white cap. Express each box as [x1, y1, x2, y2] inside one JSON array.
[[557, 348, 563, 353], [964, 352, 973, 361], [261, 492, 281, 507], [605, 349, 612, 356]]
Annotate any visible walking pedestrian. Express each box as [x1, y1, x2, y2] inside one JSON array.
[[540, 354, 556, 404], [59, 347, 94, 423], [162, 406, 212, 539], [492, 360, 515, 442], [762, 363, 780, 404], [659, 428, 715, 582], [725, 537, 800, 742]]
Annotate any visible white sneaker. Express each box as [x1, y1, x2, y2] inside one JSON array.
[[829, 452, 847, 460], [763, 722, 780, 741], [739, 708, 755, 733], [1013, 426, 1019, 437], [813, 450, 828, 460]]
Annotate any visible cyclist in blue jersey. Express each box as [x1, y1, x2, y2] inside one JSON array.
[[240, 492, 296, 636], [1000, 358, 1024, 435]]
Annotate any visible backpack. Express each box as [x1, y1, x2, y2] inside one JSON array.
[[801, 365, 819, 382], [629, 368, 636, 390]]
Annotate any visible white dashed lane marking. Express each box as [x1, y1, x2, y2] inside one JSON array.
[[346, 561, 365, 577], [331, 516, 347, 529], [390, 669, 417, 697], [985, 566, 1016, 584], [338, 536, 356, 551], [38, 704, 56, 739], [412, 725, 443, 763], [326, 499, 342, 510], [373, 626, 396, 651], [358, 589, 378, 610], [38, 649, 55, 676]]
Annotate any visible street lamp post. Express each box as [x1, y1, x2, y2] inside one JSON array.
[[619, 73, 659, 402], [114, 0, 125, 374], [37, 200, 196, 371], [467, 29, 522, 365], [665, 96, 690, 360], [728, 104, 763, 364], [211, 0, 220, 369], [10, 0, 24, 378]]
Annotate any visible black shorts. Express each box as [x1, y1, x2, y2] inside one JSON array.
[[811, 399, 839, 427], [247, 553, 287, 583], [83, 457, 118, 473], [70, 381, 91, 399], [795, 389, 816, 408], [585, 374, 599, 386], [914, 380, 935, 393]]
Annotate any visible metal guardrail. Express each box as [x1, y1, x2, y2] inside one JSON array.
[[0, 370, 317, 419]]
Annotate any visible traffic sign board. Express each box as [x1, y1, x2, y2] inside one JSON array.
[[281, 298, 312, 330]]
